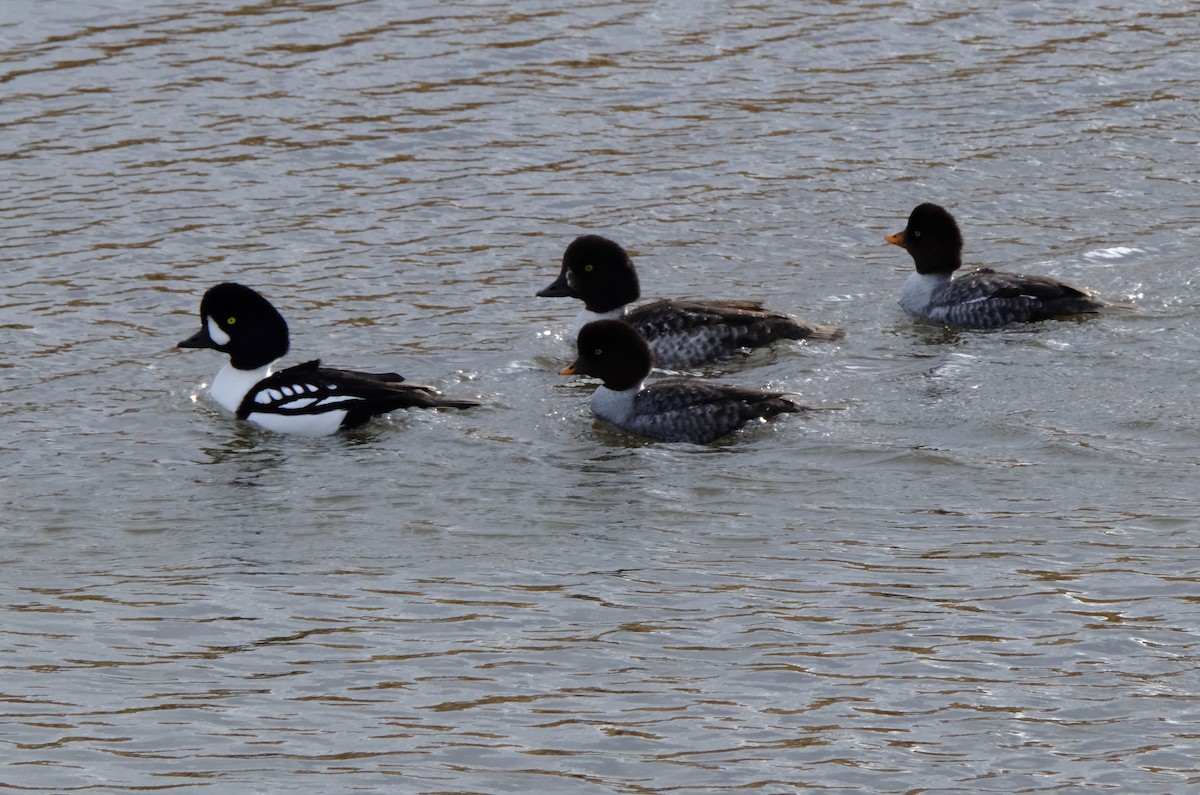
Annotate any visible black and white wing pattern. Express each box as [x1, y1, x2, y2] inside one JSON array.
[[237, 360, 478, 433]]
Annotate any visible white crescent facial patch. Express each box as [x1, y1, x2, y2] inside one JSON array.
[[206, 315, 231, 347]]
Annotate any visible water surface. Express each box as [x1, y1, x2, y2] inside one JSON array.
[[2, 1, 1199, 792]]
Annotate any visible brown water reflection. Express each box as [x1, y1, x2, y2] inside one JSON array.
[[3, 0, 1200, 792]]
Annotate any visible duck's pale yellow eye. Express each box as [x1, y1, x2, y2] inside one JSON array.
[[584, 263, 594, 272], [594, 348, 603, 356], [913, 230, 921, 238], [226, 316, 237, 325]]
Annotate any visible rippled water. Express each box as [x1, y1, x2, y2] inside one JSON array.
[[3, 0, 1199, 792]]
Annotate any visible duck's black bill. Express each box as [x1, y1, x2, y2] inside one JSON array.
[[178, 328, 213, 349], [537, 273, 575, 298]]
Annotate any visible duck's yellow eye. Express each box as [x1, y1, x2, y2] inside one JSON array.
[[594, 348, 603, 356], [913, 230, 921, 238], [226, 316, 237, 325], [584, 263, 594, 272]]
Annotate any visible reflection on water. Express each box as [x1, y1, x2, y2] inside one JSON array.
[[3, 0, 1200, 792]]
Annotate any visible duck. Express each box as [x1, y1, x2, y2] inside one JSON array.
[[178, 282, 478, 436], [537, 234, 843, 368], [560, 319, 817, 443], [885, 202, 1111, 328]]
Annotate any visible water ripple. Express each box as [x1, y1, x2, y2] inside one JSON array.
[[2, 0, 1200, 792]]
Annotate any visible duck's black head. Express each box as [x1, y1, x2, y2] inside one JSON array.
[[536, 234, 640, 313], [886, 203, 964, 275], [178, 282, 289, 370], [560, 319, 652, 391]]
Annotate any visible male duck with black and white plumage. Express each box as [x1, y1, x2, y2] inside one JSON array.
[[179, 282, 478, 436]]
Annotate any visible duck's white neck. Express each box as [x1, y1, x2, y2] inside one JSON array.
[[210, 362, 271, 414], [899, 271, 951, 316], [590, 383, 641, 422], [572, 306, 627, 338]]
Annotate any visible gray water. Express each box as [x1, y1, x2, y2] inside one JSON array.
[[2, 1, 1199, 792]]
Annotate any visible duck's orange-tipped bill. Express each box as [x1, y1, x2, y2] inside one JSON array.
[[885, 231, 905, 246], [560, 363, 578, 376]]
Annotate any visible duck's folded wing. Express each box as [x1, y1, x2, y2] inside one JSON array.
[[954, 269, 1100, 303], [629, 380, 806, 443], [630, 299, 843, 343], [237, 360, 476, 421]]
